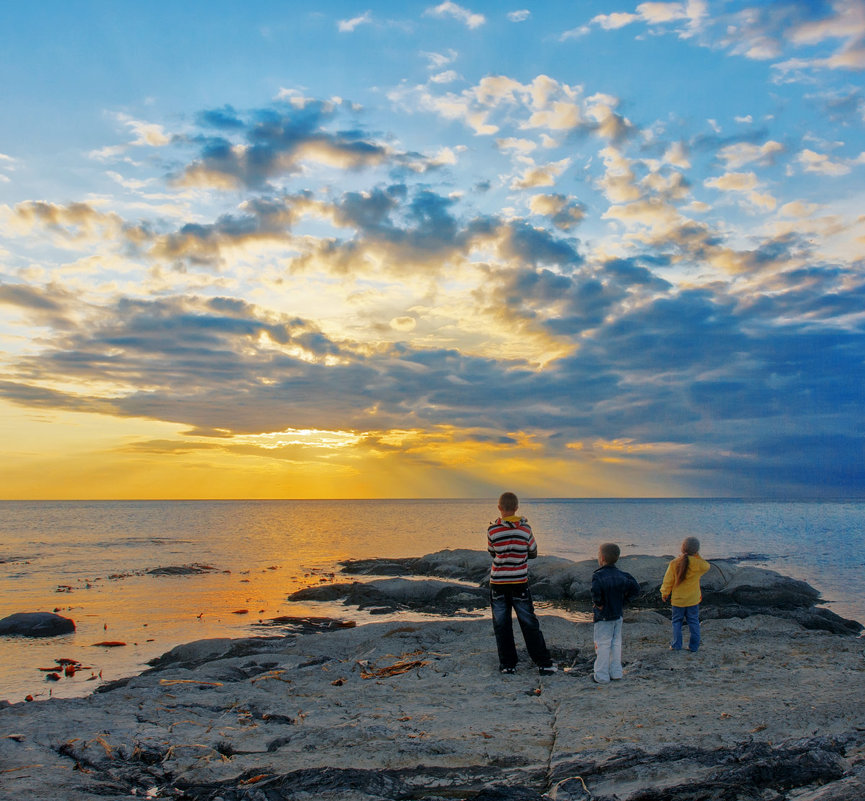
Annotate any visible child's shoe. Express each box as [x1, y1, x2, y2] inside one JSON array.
[[500, 666, 516, 674]]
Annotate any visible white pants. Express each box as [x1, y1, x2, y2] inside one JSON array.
[[593, 617, 623, 683]]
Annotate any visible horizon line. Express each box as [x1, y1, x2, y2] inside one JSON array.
[[2, 496, 863, 503]]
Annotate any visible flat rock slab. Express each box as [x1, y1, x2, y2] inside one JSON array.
[[2, 612, 864, 800], [0, 612, 76, 637], [289, 577, 488, 613], [146, 564, 218, 575]]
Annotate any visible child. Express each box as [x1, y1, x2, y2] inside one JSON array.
[[591, 542, 641, 683], [487, 492, 556, 676], [660, 537, 711, 652]]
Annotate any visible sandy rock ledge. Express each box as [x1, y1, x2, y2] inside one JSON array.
[[1, 611, 864, 801]]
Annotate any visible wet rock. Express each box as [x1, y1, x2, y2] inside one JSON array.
[[0, 611, 75, 637], [288, 577, 488, 613], [342, 548, 492, 582], [700, 604, 862, 635], [147, 564, 217, 575]]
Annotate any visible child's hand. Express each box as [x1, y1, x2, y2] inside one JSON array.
[[661, 594, 669, 602]]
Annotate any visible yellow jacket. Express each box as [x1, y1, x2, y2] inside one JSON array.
[[660, 554, 711, 607]]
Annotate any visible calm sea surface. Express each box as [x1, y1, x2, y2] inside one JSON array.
[[2, 498, 864, 702]]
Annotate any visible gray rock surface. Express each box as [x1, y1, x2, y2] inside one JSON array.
[[289, 577, 488, 613], [2, 613, 864, 800], [0, 611, 76, 637]]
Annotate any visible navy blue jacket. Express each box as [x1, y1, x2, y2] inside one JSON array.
[[591, 564, 640, 622]]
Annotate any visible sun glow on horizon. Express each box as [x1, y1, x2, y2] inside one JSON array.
[[1, 2, 864, 500]]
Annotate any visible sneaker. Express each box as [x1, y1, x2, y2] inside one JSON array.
[[500, 666, 516, 674], [539, 665, 558, 676]]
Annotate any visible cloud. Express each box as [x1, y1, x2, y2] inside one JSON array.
[[588, 0, 865, 78], [6, 200, 127, 242], [510, 157, 571, 189], [393, 74, 635, 143], [421, 49, 458, 69], [795, 148, 853, 175], [591, 12, 640, 30], [114, 113, 172, 146], [175, 102, 390, 189], [424, 2, 486, 29], [430, 70, 460, 84], [4, 255, 865, 495], [528, 194, 586, 230], [496, 137, 537, 154], [0, 152, 16, 181], [390, 316, 417, 331], [704, 171, 777, 209], [0, 282, 77, 329], [588, 1, 694, 33], [338, 11, 372, 32], [507, 10, 530, 22], [717, 140, 784, 168]]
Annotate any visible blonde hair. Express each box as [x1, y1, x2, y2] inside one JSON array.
[[673, 537, 700, 586]]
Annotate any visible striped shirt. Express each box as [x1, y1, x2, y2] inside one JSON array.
[[487, 515, 537, 585]]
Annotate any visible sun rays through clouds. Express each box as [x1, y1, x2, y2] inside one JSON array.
[[1, 0, 864, 498]]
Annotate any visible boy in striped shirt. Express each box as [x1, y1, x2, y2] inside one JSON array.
[[487, 492, 556, 675]]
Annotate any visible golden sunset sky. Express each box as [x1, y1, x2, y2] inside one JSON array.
[[1, 1, 864, 498]]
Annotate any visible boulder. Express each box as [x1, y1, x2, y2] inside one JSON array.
[[334, 550, 860, 631], [0, 612, 75, 637], [342, 548, 491, 582]]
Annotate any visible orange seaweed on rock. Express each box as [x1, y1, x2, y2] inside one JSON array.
[[359, 659, 429, 679]]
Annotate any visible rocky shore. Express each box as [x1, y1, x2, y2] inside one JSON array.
[[1, 551, 863, 801]]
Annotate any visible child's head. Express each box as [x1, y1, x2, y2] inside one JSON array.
[[498, 491, 519, 515], [681, 536, 700, 555], [598, 542, 620, 566]]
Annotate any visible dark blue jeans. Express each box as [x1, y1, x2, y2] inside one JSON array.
[[490, 584, 552, 669], [671, 604, 701, 651]]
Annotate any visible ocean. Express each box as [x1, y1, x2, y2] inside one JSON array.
[[2, 498, 864, 703]]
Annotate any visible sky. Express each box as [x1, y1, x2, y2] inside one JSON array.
[[0, 0, 864, 500]]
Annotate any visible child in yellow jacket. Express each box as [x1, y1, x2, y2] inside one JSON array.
[[660, 537, 711, 652]]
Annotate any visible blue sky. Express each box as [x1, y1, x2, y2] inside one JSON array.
[[1, 0, 864, 499]]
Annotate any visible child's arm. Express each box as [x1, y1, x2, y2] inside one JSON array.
[[660, 562, 674, 601], [590, 573, 604, 610], [526, 526, 538, 559], [625, 573, 641, 603], [692, 555, 711, 576]]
